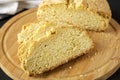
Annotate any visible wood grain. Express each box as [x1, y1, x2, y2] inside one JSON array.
[[0, 8, 120, 80]]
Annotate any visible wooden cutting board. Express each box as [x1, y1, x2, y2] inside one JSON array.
[[0, 8, 120, 80]]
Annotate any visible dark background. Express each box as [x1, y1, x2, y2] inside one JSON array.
[[0, 0, 120, 80]]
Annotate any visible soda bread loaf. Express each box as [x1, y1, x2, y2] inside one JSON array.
[[37, 0, 111, 31], [17, 23, 93, 76]]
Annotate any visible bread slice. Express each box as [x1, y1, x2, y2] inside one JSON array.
[[37, 0, 111, 31], [18, 23, 94, 76]]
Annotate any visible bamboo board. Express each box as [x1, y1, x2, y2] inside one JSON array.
[[0, 8, 120, 80]]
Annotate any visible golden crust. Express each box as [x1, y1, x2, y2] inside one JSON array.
[[38, 0, 111, 18], [81, 0, 111, 18]]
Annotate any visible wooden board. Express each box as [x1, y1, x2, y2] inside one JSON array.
[[0, 8, 120, 80]]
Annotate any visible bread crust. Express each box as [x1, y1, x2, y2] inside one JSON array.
[[38, 0, 111, 18]]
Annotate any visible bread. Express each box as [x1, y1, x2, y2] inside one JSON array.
[[18, 0, 112, 76], [37, 0, 111, 31], [17, 23, 93, 76]]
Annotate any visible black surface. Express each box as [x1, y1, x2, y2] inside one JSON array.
[[0, 1, 120, 80]]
